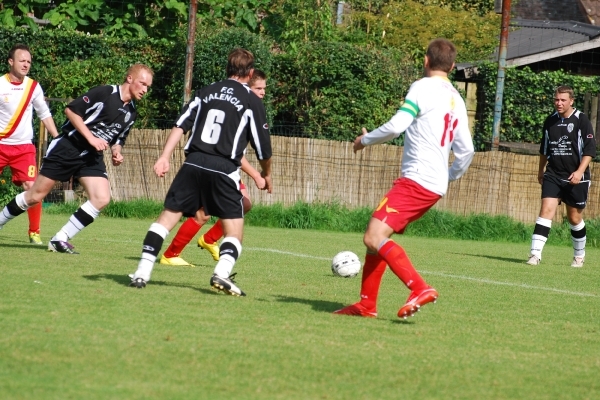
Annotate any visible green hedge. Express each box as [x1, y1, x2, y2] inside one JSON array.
[[271, 42, 421, 140], [475, 63, 600, 149]]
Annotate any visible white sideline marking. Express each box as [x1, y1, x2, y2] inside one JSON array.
[[57, 239, 598, 298], [245, 247, 331, 261], [245, 247, 599, 298], [419, 270, 598, 298]]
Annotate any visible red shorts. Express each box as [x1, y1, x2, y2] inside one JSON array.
[[0, 143, 37, 185], [240, 181, 246, 190], [372, 177, 441, 234]]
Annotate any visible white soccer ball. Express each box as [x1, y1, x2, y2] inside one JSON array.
[[331, 251, 362, 278]]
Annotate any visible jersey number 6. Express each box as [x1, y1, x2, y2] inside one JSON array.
[[201, 109, 225, 144]]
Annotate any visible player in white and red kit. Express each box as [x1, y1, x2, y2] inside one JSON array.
[[0, 44, 59, 244], [334, 38, 474, 319]]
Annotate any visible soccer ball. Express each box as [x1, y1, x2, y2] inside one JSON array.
[[331, 251, 362, 278]]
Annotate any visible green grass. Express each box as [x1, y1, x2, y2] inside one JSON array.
[[43, 200, 600, 247], [1, 215, 599, 399]]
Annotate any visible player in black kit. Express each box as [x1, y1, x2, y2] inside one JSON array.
[[0, 64, 154, 254], [130, 48, 272, 295], [527, 85, 596, 267]]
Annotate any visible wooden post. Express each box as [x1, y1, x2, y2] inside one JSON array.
[[584, 92, 591, 116], [591, 94, 598, 136], [36, 123, 46, 170], [466, 82, 478, 136], [596, 93, 600, 142]]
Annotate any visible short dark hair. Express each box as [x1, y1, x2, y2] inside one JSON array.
[[8, 43, 31, 62], [249, 69, 267, 87], [426, 38, 456, 73], [226, 48, 254, 78], [555, 85, 574, 99]]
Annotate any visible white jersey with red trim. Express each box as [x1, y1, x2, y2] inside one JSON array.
[[361, 76, 474, 196], [0, 74, 51, 145]]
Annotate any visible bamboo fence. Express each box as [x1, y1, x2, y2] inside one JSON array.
[[102, 129, 600, 223]]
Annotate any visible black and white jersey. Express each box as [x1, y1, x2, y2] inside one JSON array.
[[61, 85, 137, 147], [175, 79, 271, 167], [540, 109, 596, 181]]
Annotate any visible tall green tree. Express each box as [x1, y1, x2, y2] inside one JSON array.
[[0, 0, 270, 38]]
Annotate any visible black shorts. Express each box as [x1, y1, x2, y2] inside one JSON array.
[[542, 174, 590, 209], [39, 136, 107, 182], [164, 152, 243, 219]]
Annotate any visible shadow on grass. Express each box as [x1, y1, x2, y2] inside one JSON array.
[[123, 256, 214, 269], [82, 273, 216, 295], [0, 242, 50, 251], [449, 252, 524, 264], [273, 295, 346, 313]]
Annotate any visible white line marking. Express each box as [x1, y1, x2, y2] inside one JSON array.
[[52, 239, 599, 298], [245, 247, 599, 298], [419, 271, 598, 298], [246, 247, 331, 261]]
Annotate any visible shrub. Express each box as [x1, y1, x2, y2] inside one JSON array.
[[0, 168, 22, 206], [474, 64, 600, 148], [271, 42, 421, 140]]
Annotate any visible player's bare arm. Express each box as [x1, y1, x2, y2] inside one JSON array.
[[259, 158, 273, 193], [65, 108, 108, 151], [154, 127, 184, 177], [111, 144, 124, 166], [353, 128, 368, 153], [41, 116, 59, 138], [537, 155, 546, 185], [241, 155, 266, 191], [568, 155, 593, 185]]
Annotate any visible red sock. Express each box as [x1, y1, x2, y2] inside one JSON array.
[[163, 218, 203, 258], [203, 219, 223, 244], [378, 240, 427, 292], [27, 202, 42, 234], [358, 253, 387, 311]]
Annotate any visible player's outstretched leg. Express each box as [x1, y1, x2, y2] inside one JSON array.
[[334, 252, 386, 318], [198, 220, 222, 261], [377, 240, 438, 319], [0, 192, 30, 230], [160, 218, 203, 267], [129, 223, 169, 288], [210, 236, 245, 296], [27, 203, 43, 244], [48, 201, 100, 255]]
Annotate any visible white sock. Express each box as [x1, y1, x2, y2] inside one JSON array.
[[0, 193, 30, 227], [52, 201, 100, 241], [531, 217, 552, 259], [214, 237, 242, 278], [134, 223, 170, 282], [570, 220, 586, 258]]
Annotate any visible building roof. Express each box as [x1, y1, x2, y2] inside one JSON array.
[[504, 19, 600, 66], [455, 18, 600, 77], [511, 0, 589, 22]]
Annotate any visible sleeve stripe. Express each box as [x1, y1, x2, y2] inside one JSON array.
[[399, 100, 419, 118]]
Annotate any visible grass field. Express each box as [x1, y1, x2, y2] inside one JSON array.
[[1, 214, 599, 399]]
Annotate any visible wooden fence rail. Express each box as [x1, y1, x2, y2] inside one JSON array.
[[99, 129, 600, 224]]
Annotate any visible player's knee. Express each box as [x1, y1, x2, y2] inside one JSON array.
[[91, 196, 111, 210], [362, 233, 380, 253], [22, 181, 34, 191], [24, 192, 42, 206]]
